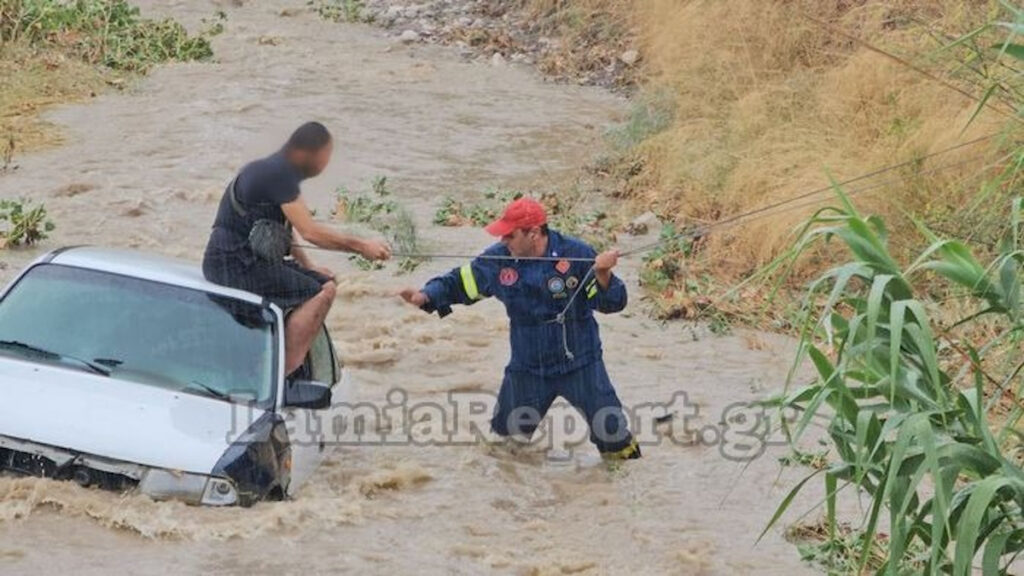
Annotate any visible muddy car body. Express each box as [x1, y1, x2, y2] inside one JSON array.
[[0, 247, 348, 506]]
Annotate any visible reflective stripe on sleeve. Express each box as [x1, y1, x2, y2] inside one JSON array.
[[460, 264, 481, 300]]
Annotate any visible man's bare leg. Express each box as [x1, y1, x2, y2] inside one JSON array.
[[284, 281, 337, 374]]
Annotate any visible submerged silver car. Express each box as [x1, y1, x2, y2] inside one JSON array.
[[0, 247, 350, 506]]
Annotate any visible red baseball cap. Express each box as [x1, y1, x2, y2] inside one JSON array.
[[484, 197, 548, 237]]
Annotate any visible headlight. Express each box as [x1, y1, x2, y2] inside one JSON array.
[[202, 477, 239, 506], [138, 469, 238, 506]]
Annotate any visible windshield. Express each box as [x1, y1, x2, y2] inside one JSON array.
[[0, 264, 276, 405]]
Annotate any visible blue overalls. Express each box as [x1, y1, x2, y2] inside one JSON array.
[[419, 230, 636, 455]]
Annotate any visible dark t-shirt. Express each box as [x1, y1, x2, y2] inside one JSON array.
[[205, 151, 305, 259]]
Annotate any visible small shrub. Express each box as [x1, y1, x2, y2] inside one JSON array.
[[639, 224, 696, 291], [433, 188, 524, 228], [307, 0, 371, 23], [432, 188, 617, 249], [335, 176, 422, 273], [0, 199, 55, 248]]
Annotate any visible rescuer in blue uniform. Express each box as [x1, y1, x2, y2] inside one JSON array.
[[400, 197, 640, 460]]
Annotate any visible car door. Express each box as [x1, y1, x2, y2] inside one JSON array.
[[284, 325, 350, 495]]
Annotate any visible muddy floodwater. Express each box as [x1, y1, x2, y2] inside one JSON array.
[[0, 2, 826, 574]]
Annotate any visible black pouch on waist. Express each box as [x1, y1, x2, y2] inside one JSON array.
[[229, 177, 292, 262]]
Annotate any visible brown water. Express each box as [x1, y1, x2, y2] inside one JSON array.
[[0, 2, 826, 574]]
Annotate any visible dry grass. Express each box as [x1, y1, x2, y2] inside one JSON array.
[[0, 43, 108, 155], [627, 0, 1014, 282]]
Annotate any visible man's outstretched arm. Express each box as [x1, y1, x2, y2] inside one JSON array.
[[400, 259, 494, 317], [282, 196, 392, 260]]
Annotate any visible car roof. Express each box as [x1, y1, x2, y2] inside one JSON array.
[[45, 246, 265, 305]]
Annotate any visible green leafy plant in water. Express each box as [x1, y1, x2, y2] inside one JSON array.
[[433, 196, 463, 226], [336, 176, 423, 273], [0, 199, 55, 247], [433, 188, 524, 228], [0, 0, 221, 72], [391, 207, 423, 274], [307, 0, 371, 23], [432, 186, 619, 267], [334, 176, 396, 224], [432, 187, 617, 249]]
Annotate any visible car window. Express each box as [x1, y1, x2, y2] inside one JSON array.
[[308, 326, 336, 385], [0, 264, 276, 404]]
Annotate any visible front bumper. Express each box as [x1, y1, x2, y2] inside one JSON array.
[[0, 434, 239, 506]]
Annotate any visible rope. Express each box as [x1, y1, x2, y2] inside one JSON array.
[[548, 264, 597, 360], [292, 245, 595, 262], [619, 135, 997, 258], [547, 148, 1000, 360], [676, 148, 1013, 327], [292, 134, 1001, 265]]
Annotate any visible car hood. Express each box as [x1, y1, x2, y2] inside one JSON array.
[[0, 357, 269, 475]]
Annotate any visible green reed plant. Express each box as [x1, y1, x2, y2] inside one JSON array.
[[763, 187, 1024, 574]]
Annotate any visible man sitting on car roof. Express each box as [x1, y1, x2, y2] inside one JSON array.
[[203, 122, 391, 375]]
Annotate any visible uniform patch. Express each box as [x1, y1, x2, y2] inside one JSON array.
[[499, 267, 519, 286], [555, 259, 571, 275], [548, 276, 566, 294], [565, 276, 579, 290]]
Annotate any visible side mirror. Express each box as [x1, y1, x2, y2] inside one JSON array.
[[282, 379, 332, 410]]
